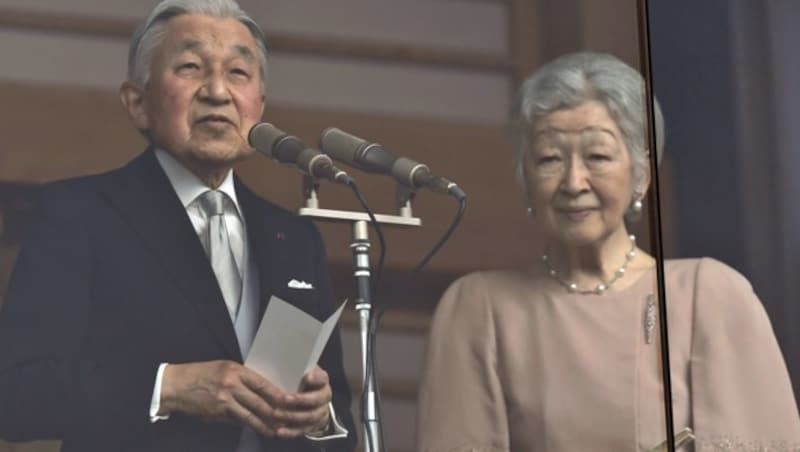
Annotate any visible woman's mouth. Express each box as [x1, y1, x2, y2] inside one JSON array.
[[560, 208, 594, 221]]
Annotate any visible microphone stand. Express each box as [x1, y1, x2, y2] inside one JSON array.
[[298, 177, 421, 452]]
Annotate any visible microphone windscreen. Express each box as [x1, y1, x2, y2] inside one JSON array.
[[391, 157, 430, 189], [320, 127, 366, 162], [248, 123, 285, 158]]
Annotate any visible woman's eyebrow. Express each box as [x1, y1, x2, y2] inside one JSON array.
[[533, 126, 616, 140]]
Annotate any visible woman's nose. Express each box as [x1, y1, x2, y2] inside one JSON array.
[[560, 157, 590, 194]]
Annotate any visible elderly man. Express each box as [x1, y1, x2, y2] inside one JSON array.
[[0, 1, 356, 451]]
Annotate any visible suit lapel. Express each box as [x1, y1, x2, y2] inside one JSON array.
[[99, 150, 242, 361], [235, 178, 287, 321]]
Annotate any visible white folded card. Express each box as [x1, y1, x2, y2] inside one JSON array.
[[245, 295, 347, 392]]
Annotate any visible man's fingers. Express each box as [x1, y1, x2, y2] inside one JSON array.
[[301, 366, 329, 389], [231, 386, 279, 424], [274, 425, 306, 439], [283, 384, 332, 410], [275, 425, 316, 439], [240, 369, 285, 406], [225, 400, 279, 438], [275, 406, 330, 439], [273, 402, 329, 426]]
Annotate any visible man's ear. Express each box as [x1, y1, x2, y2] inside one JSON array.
[[258, 92, 266, 119], [119, 81, 149, 130]]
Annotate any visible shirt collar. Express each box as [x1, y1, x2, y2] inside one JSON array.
[[154, 148, 242, 216]]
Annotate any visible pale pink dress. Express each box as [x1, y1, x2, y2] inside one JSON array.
[[417, 258, 800, 451]]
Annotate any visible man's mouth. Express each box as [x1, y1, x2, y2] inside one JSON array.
[[196, 114, 234, 126]]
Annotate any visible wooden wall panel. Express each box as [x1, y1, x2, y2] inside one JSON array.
[[0, 0, 509, 55], [0, 27, 510, 124], [0, 79, 676, 312], [0, 81, 537, 276], [244, 0, 509, 55], [580, 0, 641, 67]]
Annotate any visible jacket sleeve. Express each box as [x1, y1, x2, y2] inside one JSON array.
[[305, 220, 357, 452], [0, 183, 158, 447], [690, 258, 800, 447]]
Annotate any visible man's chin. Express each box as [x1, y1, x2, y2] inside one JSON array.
[[189, 144, 253, 167]]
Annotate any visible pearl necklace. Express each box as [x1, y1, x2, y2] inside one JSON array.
[[541, 234, 637, 295]]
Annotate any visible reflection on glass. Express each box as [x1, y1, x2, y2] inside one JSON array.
[[416, 52, 668, 451], [416, 51, 800, 452], [649, 1, 800, 450]]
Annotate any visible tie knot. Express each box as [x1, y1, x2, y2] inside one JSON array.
[[198, 190, 227, 217]]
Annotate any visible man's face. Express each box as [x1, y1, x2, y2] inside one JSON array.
[[129, 14, 265, 173]]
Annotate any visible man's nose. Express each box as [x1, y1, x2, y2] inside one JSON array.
[[199, 73, 232, 104]]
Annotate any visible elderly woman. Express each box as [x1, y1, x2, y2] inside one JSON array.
[[416, 52, 800, 452]]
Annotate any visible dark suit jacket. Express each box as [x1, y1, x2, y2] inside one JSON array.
[[0, 150, 357, 452]]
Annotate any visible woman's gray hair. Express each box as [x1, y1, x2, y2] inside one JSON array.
[[127, 0, 269, 93], [511, 51, 665, 188]]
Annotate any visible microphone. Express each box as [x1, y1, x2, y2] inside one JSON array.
[[319, 128, 466, 200], [248, 123, 353, 185]]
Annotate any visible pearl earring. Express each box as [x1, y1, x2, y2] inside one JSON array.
[[527, 206, 536, 216], [630, 189, 644, 213]]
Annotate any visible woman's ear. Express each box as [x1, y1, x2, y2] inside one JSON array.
[[633, 157, 652, 202], [641, 156, 653, 194], [522, 173, 537, 216]]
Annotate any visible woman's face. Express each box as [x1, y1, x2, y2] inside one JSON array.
[[524, 100, 638, 247]]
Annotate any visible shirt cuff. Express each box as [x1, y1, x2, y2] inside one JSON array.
[[304, 402, 349, 441], [149, 362, 171, 423]]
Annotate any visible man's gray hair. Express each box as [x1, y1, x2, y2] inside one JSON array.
[[511, 51, 665, 188], [127, 0, 269, 93]]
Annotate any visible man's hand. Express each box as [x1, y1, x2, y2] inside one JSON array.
[[273, 366, 333, 439], [160, 360, 287, 438], [160, 362, 334, 439]]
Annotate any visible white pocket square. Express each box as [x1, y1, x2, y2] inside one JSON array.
[[287, 279, 314, 290]]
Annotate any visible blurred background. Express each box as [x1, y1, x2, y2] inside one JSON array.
[[0, 0, 796, 451]]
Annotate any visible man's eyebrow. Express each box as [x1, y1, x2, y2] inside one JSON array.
[[232, 45, 256, 63], [174, 39, 203, 54], [170, 41, 255, 63]]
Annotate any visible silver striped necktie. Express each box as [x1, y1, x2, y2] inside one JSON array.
[[197, 190, 242, 321]]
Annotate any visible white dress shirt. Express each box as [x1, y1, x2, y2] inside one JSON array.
[[148, 149, 347, 442]]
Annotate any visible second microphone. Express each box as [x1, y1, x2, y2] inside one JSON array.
[[319, 128, 466, 201], [249, 123, 353, 185]]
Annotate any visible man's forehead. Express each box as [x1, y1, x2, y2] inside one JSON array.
[[161, 14, 258, 54], [172, 39, 256, 61]]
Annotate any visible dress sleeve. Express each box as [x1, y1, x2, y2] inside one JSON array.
[[416, 273, 509, 452], [690, 258, 800, 448]]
